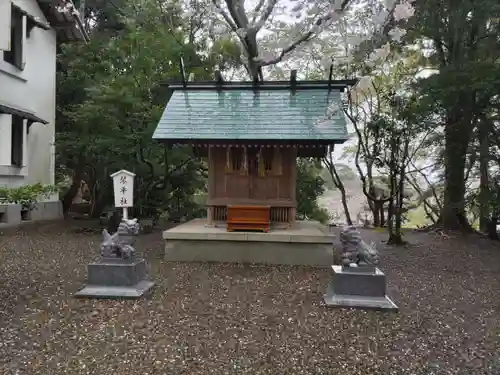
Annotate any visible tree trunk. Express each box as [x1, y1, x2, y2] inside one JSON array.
[[90, 191, 108, 218], [372, 200, 385, 227], [90, 201, 107, 219], [486, 217, 499, 240], [387, 232, 405, 245], [386, 197, 395, 240], [328, 166, 352, 225], [386, 135, 400, 244], [478, 117, 490, 232], [323, 151, 353, 225], [61, 167, 85, 214], [394, 164, 406, 242], [339, 189, 353, 225], [380, 205, 385, 227], [423, 201, 438, 224], [372, 202, 381, 227], [441, 114, 472, 230], [247, 59, 262, 82]]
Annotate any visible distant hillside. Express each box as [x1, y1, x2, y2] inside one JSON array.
[[318, 178, 369, 225]]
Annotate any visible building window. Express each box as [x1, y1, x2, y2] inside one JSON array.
[[11, 115, 24, 167], [3, 6, 24, 70]]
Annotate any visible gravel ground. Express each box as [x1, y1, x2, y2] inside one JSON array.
[[0, 221, 499, 375]]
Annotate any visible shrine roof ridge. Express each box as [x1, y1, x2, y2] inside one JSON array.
[[160, 79, 358, 91]]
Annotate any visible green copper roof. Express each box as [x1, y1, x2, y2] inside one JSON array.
[[152, 88, 348, 142]]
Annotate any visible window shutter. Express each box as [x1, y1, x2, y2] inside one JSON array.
[[0, 0, 12, 51], [4, 6, 25, 69]]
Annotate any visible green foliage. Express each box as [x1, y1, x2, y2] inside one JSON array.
[[56, 0, 219, 219], [296, 159, 330, 224], [407, 0, 500, 229], [208, 37, 243, 71], [0, 184, 59, 210], [57, 0, 330, 222]]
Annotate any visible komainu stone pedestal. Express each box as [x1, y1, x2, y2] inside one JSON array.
[[75, 258, 155, 299], [323, 265, 398, 311]]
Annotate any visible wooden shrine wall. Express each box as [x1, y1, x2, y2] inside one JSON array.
[[206, 146, 297, 207]]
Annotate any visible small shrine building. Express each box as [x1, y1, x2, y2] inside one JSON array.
[[153, 74, 355, 232]]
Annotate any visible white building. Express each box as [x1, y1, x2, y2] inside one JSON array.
[[0, 0, 87, 225]]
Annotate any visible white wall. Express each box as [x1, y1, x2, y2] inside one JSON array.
[[0, 0, 56, 195]]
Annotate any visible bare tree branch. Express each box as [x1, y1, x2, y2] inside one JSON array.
[[251, 0, 267, 23], [155, 0, 184, 46], [211, 0, 239, 31], [259, 0, 354, 67], [253, 0, 278, 31], [408, 160, 443, 210]]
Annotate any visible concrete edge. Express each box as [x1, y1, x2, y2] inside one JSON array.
[[162, 231, 333, 244], [0, 201, 62, 228], [323, 293, 399, 312], [164, 239, 333, 266], [75, 281, 155, 299]]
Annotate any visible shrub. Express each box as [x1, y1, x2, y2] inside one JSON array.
[[0, 183, 59, 210]]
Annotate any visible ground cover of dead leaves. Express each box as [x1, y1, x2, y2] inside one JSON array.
[[0, 221, 499, 375]]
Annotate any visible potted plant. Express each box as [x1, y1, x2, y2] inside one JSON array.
[[0, 183, 58, 221]]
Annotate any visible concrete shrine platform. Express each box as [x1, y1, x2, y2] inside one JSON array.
[[163, 219, 334, 267]]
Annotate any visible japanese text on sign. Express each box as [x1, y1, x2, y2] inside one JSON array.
[[111, 170, 135, 208]]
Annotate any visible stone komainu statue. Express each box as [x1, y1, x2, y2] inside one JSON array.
[[339, 226, 379, 267], [100, 218, 140, 259]]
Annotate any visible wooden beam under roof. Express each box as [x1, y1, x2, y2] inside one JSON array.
[[179, 56, 187, 87], [161, 79, 358, 92], [214, 70, 224, 86], [328, 65, 334, 91], [290, 70, 297, 91]]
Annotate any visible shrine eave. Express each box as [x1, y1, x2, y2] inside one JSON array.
[[157, 139, 347, 147]]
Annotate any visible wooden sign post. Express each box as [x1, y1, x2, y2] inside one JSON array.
[[110, 169, 135, 220]]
